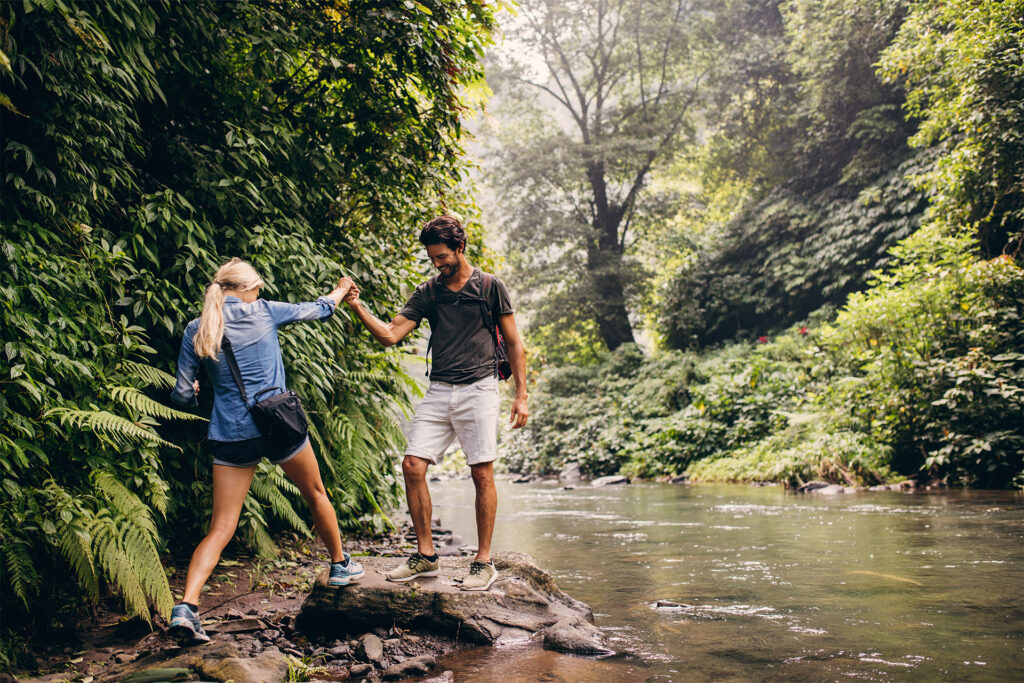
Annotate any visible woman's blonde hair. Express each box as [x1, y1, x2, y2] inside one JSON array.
[[194, 258, 265, 359]]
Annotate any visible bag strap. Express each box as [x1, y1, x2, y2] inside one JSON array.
[[424, 276, 438, 377], [221, 337, 249, 404]]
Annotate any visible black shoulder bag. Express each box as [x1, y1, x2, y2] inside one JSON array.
[[222, 337, 309, 447], [424, 272, 512, 381]]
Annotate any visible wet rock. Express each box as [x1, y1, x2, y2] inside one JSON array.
[[559, 462, 582, 482], [591, 475, 629, 487], [422, 672, 455, 683], [869, 485, 889, 491], [381, 654, 436, 680], [115, 641, 289, 683], [298, 552, 611, 655], [813, 485, 846, 495], [655, 600, 685, 609], [198, 650, 290, 683], [512, 474, 535, 483], [669, 474, 689, 485], [357, 633, 384, 662], [542, 617, 615, 656], [350, 663, 373, 676], [798, 480, 830, 492]]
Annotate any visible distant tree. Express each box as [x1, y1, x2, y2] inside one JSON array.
[[487, 0, 707, 351]]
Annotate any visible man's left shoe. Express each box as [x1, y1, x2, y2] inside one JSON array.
[[328, 553, 366, 586], [461, 560, 498, 591]]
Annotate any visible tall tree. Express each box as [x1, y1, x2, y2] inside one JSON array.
[[487, 0, 706, 351]]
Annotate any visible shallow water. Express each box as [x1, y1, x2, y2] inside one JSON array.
[[419, 480, 1024, 681]]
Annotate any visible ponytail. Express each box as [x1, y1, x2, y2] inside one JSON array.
[[194, 282, 227, 359], [193, 257, 265, 359]]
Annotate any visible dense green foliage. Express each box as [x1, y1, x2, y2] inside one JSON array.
[[0, 0, 494, 639], [500, 0, 1024, 490]]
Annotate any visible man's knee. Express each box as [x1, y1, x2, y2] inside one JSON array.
[[470, 462, 495, 486], [402, 455, 430, 483]]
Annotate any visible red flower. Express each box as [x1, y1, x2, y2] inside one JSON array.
[[798, 326, 808, 336], [757, 336, 768, 344]]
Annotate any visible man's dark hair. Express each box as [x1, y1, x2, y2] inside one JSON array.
[[419, 215, 466, 252]]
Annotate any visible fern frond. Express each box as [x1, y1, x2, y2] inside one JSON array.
[[57, 519, 99, 600], [94, 472, 157, 536], [47, 408, 182, 451], [122, 523, 174, 618], [119, 360, 176, 389], [111, 386, 206, 422], [249, 471, 310, 537], [90, 512, 151, 621], [2, 538, 39, 608], [241, 497, 278, 559]]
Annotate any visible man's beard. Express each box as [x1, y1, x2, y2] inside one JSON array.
[[437, 261, 460, 282]]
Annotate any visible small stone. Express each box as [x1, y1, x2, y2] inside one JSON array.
[[329, 644, 350, 657], [350, 663, 373, 676], [404, 635, 421, 643], [113, 653, 135, 664], [383, 638, 401, 648], [284, 647, 303, 657], [357, 633, 384, 663]]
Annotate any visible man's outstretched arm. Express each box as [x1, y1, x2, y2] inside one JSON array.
[[497, 313, 529, 429], [344, 286, 418, 347]]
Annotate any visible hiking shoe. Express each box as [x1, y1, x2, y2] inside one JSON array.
[[461, 561, 498, 591], [385, 552, 440, 582], [168, 604, 210, 645], [328, 553, 365, 586]]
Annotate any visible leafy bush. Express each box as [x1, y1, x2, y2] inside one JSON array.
[[821, 225, 1024, 486], [687, 423, 893, 487]]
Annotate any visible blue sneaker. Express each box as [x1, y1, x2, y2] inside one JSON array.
[[168, 603, 210, 645], [328, 553, 365, 586]]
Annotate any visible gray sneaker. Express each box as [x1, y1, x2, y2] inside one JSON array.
[[386, 553, 440, 582], [461, 561, 497, 591], [168, 604, 210, 645]]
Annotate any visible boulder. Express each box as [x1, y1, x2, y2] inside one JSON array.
[[559, 462, 582, 482], [591, 475, 630, 487], [297, 552, 611, 656]]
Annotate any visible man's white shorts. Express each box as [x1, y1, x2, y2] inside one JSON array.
[[405, 375, 500, 466]]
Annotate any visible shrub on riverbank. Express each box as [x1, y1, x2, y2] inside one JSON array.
[[506, 227, 1024, 489]]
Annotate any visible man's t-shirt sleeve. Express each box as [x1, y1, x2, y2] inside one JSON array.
[[492, 275, 513, 317], [398, 282, 430, 326]]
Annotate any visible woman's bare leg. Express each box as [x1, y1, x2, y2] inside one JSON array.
[[182, 464, 256, 605], [278, 443, 345, 562]]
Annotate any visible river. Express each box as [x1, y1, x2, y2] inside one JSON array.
[[419, 479, 1023, 681]]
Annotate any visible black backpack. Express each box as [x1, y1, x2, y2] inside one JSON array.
[[424, 271, 511, 381]]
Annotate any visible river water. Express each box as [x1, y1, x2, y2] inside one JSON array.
[[419, 479, 1023, 681]]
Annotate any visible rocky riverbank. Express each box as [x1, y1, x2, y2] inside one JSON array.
[[8, 520, 611, 683]]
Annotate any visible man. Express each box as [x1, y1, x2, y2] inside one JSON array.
[[344, 215, 529, 591]]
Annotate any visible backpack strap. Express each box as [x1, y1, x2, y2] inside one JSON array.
[[424, 276, 438, 377]]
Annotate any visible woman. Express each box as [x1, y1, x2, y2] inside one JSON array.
[[168, 257, 363, 645]]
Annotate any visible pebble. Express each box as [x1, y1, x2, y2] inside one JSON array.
[[350, 663, 372, 676]]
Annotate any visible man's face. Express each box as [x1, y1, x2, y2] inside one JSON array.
[[426, 243, 462, 282]]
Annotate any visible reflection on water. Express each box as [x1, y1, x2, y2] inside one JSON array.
[[418, 481, 1024, 681]]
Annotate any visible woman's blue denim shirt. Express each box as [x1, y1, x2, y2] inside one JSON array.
[[170, 296, 336, 442]]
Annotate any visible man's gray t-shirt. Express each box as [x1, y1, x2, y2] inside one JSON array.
[[399, 268, 513, 384]]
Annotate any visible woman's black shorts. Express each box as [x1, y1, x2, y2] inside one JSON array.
[[207, 434, 309, 468]]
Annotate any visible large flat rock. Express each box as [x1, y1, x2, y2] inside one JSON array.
[[297, 551, 612, 655]]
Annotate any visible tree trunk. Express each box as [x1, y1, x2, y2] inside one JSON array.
[[585, 162, 636, 350]]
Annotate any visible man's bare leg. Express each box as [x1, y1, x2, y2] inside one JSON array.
[[470, 461, 497, 563], [402, 455, 435, 556]]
